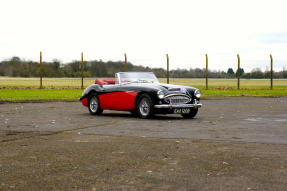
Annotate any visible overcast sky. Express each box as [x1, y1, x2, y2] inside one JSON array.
[[1, 0, 287, 72]]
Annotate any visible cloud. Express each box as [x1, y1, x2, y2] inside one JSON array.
[[253, 32, 287, 44], [0, 41, 7, 46]]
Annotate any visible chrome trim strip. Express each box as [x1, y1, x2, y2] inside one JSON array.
[[154, 103, 202, 109]]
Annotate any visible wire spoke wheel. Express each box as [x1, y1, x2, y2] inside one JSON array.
[[139, 98, 150, 117], [137, 94, 153, 118]]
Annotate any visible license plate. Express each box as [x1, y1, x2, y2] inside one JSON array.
[[173, 108, 190, 114]]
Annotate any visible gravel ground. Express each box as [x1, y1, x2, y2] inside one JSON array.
[[0, 97, 287, 190]]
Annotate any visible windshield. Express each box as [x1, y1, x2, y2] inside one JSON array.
[[116, 72, 159, 84]]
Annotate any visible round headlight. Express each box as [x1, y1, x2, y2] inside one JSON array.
[[157, 90, 165, 99], [194, 89, 201, 98]]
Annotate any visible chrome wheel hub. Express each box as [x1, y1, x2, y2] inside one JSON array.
[[90, 96, 98, 112]]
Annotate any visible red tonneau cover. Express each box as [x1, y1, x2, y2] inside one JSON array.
[[95, 78, 115, 86]]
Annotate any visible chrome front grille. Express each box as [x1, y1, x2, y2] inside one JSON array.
[[164, 95, 191, 104]]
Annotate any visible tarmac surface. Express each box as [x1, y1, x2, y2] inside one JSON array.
[[1, 97, 287, 144], [1, 97, 287, 190]]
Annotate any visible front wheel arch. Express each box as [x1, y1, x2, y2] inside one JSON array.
[[134, 91, 157, 109], [134, 92, 145, 109]]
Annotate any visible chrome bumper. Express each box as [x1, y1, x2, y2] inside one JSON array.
[[154, 103, 202, 109]]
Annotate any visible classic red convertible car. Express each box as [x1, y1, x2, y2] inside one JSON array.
[[80, 72, 202, 118]]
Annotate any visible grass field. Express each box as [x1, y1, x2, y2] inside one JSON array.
[[0, 89, 82, 102], [1, 77, 287, 89], [0, 77, 287, 101], [1, 89, 287, 102]]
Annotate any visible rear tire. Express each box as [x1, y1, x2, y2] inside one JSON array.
[[181, 108, 198, 119], [136, 94, 153, 119], [88, 93, 103, 115]]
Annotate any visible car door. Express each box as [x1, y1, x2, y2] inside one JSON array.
[[98, 85, 137, 110]]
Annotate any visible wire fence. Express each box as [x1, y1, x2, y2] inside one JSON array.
[[0, 52, 287, 90]]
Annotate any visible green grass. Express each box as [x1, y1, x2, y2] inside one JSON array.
[[0, 89, 82, 102], [0, 77, 286, 102], [203, 89, 287, 97]]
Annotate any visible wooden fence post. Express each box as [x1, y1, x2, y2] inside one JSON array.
[[166, 54, 169, 84], [124, 53, 127, 72], [270, 54, 273, 90], [205, 54, 208, 90], [237, 54, 240, 90], [81, 52, 84, 89], [40, 51, 42, 89]]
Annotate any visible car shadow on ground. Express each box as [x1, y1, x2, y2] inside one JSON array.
[[94, 111, 195, 120], [79, 111, 200, 120]]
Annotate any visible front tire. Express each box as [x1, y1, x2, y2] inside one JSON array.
[[136, 94, 154, 119], [88, 93, 103, 115], [181, 108, 198, 119]]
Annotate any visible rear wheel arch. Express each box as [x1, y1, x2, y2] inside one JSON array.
[[87, 90, 97, 98], [83, 84, 102, 98]]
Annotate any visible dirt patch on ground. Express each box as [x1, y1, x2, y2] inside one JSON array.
[[1, 133, 287, 191], [1, 97, 287, 190]]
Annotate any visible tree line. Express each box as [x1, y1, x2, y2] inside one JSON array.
[[0, 57, 286, 78]]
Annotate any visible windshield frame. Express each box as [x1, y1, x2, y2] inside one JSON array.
[[115, 72, 159, 85]]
